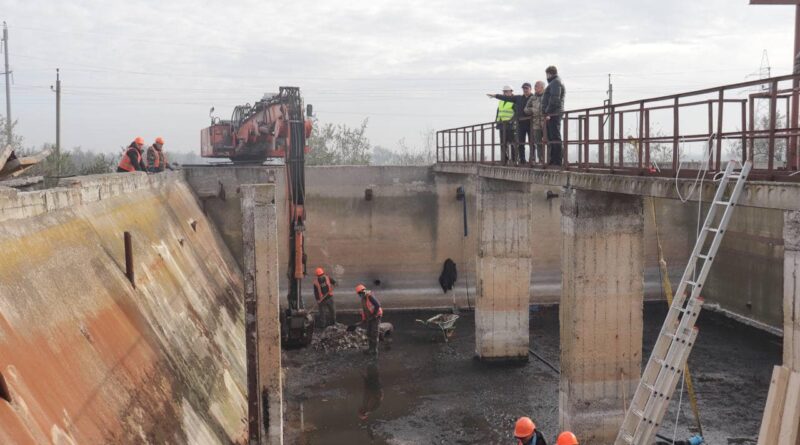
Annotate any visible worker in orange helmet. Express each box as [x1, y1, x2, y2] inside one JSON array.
[[347, 284, 383, 355], [312, 267, 337, 328], [514, 417, 547, 445], [146, 136, 172, 173], [555, 431, 578, 445], [117, 137, 147, 173]]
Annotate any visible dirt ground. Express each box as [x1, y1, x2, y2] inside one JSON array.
[[283, 303, 780, 444]]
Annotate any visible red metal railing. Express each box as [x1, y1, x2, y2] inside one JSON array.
[[437, 74, 800, 180]]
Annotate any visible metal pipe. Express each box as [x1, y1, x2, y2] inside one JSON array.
[[124, 231, 135, 289]]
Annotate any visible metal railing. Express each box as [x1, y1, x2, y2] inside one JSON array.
[[437, 74, 800, 180]]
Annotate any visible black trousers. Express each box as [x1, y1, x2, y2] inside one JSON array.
[[318, 297, 336, 327], [546, 115, 563, 165], [517, 120, 530, 163]]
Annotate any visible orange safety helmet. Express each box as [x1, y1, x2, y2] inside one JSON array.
[[134, 136, 145, 145], [155, 136, 165, 145], [556, 431, 578, 445], [355, 284, 366, 294], [514, 417, 535, 439], [315, 267, 325, 276]]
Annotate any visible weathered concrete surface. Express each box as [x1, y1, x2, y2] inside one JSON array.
[[785, 210, 800, 371], [704, 205, 784, 331], [186, 165, 690, 313], [559, 188, 644, 443], [184, 165, 479, 311], [475, 178, 532, 361], [0, 172, 247, 444], [241, 184, 282, 444], [433, 163, 800, 211]]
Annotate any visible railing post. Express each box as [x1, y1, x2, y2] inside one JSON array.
[[577, 115, 583, 165], [707, 101, 714, 170], [609, 107, 615, 169], [584, 110, 590, 167], [481, 126, 485, 163], [618, 111, 624, 168], [749, 96, 756, 163], [598, 114, 605, 167], [563, 113, 570, 169], [741, 100, 747, 165], [673, 97, 680, 171], [716, 90, 724, 171], [768, 80, 778, 173], [645, 110, 651, 168], [436, 131, 440, 163], [448, 131, 452, 163], [638, 102, 644, 169], [491, 123, 496, 164]]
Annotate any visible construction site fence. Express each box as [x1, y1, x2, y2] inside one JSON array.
[[436, 73, 800, 181]]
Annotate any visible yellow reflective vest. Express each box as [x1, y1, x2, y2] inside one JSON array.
[[496, 100, 514, 122]]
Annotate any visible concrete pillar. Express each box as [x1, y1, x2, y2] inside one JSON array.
[[475, 178, 532, 361], [559, 188, 644, 443], [241, 184, 282, 445], [785, 210, 800, 371]]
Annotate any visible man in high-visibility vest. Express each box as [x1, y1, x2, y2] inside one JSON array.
[[348, 284, 383, 355], [117, 137, 147, 173], [488, 83, 534, 164], [312, 267, 337, 328], [487, 86, 516, 164]]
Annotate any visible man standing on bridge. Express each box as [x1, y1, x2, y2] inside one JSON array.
[[487, 84, 534, 164], [487, 86, 518, 164], [542, 66, 566, 166], [524, 81, 546, 164]]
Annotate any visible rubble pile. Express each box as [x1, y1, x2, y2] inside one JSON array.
[[312, 323, 368, 352]]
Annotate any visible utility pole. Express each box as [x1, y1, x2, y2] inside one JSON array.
[[50, 69, 60, 176], [2, 22, 11, 147], [607, 73, 613, 106], [750, 0, 800, 169]]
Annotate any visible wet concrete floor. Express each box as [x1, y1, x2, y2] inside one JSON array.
[[283, 303, 780, 444]]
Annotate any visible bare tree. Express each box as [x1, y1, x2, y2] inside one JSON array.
[[307, 119, 371, 165]]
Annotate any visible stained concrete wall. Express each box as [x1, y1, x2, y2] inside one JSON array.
[[184, 165, 479, 311], [0, 172, 246, 444]]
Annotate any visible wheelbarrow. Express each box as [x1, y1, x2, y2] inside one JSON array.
[[415, 313, 460, 342]]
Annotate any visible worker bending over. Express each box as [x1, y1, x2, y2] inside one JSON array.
[[351, 284, 383, 355], [514, 417, 547, 445], [313, 267, 337, 328], [146, 137, 172, 173], [117, 137, 147, 173]]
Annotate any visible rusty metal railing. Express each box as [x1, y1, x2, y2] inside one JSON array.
[[437, 74, 800, 180]]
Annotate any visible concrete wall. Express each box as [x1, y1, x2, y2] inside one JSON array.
[[0, 172, 246, 444], [184, 165, 479, 311], [701, 204, 784, 330]]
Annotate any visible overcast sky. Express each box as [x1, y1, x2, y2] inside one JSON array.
[[0, 0, 796, 156]]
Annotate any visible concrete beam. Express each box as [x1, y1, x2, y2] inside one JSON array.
[[785, 210, 800, 371], [433, 163, 800, 211], [475, 178, 532, 361], [241, 184, 282, 445], [559, 188, 644, 443]]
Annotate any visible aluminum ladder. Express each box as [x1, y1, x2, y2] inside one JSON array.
[[615, 159, 752, 445]]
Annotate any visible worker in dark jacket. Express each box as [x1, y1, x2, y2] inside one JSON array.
[[514, 417, 547, 445], [313, 267, 337, 328], [487, 83, 534, 163], [351, 284, 383, 355], [117, 137, 147, 172], [541, 66, 566, 166]]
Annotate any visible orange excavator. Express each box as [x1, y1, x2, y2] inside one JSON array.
[[201, 87, 315, 347]]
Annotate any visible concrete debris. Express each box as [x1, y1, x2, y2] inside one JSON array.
[[312, 323, 368, 352]]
